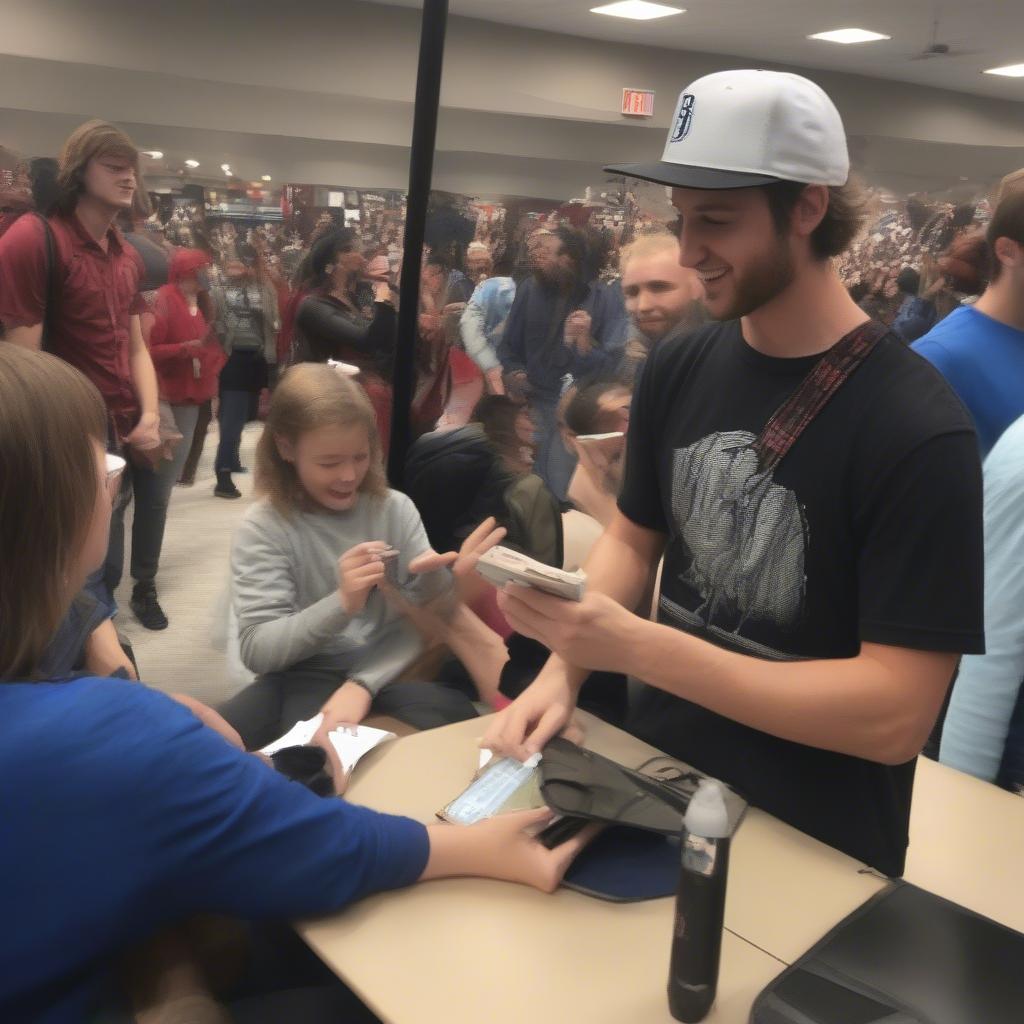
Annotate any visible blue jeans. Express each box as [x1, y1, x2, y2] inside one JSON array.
[[216, 390, 252, 473], [531, 393, 576, 502]]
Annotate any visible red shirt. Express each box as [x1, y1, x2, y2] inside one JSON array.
[[148, 285, 225, 405], [0, 211, 145, 439]]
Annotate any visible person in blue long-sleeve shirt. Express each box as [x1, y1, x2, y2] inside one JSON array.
[[940, 413, 1024, 794], [0, 344, 591, 1024], [499, 226, 628, 499], [912, 193, 1024, 456]]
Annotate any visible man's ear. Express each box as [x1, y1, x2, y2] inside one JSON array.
[[790, 184, 829, 241], [275, 434, 295, 463], [993, 235, 1023, 273]]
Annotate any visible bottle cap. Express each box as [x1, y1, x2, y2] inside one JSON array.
[[683, 779, 730, 839]]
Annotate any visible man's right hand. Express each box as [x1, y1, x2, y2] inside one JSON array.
[[480, 665, 579, 762]]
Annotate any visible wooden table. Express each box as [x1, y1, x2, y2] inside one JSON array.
[[297, 713, 1023, 1022]]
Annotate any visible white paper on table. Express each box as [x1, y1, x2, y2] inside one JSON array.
[[260, 714, 324, 755], [260, 715, 396, 775]]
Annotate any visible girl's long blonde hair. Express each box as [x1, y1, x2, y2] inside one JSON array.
[[0, 346, 108, 681], [256, 363, 388, 515]]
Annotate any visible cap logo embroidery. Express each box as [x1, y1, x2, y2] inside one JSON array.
[[671, 94, 695, 143]]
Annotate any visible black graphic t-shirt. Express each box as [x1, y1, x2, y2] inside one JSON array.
[[619, 320, 984, 876]]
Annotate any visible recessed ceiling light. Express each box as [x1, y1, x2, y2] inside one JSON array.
[[984, 63, 1024, 77], [591, 2, 685, 21], [809, 28, 891, 45], [185, 159, 200, 169], [142, 150, 163, 159], [261, 174, 272, 182], [220, 163, 231, 173]]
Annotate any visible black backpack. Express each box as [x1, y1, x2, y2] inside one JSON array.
[[404, 425, 563, 568]]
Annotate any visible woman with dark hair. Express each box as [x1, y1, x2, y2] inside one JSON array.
[[293, 229, 397, 452]]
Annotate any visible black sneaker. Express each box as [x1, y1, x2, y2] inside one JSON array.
[[131, 584, 169, 631], [214, 471, 242, 499]]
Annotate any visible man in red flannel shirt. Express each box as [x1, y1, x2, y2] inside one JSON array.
[[0, 120, 170, 629]]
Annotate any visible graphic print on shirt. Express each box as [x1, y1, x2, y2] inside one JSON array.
[[663, 430, 808, 659]]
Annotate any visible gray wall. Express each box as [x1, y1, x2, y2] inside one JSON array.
[[2, 0, 1022, 198]]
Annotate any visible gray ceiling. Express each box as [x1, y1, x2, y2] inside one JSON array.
[[369, 0, 1024, 102]]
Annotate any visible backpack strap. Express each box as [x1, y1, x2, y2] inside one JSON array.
[[755, 319, 888, 474]]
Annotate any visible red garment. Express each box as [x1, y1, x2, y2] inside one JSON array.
[[149, 284, 226, 405], [0, 211, 145, 439]]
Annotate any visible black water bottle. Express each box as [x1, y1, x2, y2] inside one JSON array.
[[668, 779, 731, 1022]]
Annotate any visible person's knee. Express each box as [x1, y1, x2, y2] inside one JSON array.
[[374, 682, 479, 730]]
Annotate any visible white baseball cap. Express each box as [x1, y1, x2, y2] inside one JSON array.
[[605, 69, 849, 190]]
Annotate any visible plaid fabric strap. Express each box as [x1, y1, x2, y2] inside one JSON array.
[[755, 319, 888, 474]]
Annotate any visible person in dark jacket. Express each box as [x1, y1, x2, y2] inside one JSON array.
[[498, 225, 628, 500], [890, 266, 938, 344], [293, 229, 397, 452]]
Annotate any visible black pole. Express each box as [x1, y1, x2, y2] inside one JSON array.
[[387, 0, 449, 487]]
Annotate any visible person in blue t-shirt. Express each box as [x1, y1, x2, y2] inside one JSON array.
[[913, 192, 1024, 455], [0, 345, 591, 1024]]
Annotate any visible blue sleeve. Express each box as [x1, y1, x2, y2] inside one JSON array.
[[498, 280, 528, 372], [892, 299, 936, 344], [571, 283, 628, 377], [940, 428, 1024, 781], [71, 681, 431, 921]]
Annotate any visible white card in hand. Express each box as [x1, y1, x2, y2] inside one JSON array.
[[327, 724, 396, 775], [260, 715, 396, 776], [260, 714, 324, 755]]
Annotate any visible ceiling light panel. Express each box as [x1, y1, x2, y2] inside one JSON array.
[[984, 63, 1024, 77], [809, 28, 891, 45], [591, 2, 685, 21]]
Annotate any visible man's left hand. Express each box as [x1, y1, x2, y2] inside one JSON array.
[[497, 585, 640, 674], [124, 411, 161, 452]]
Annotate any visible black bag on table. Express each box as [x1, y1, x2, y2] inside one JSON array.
[[751, 881, 1024, 1024]]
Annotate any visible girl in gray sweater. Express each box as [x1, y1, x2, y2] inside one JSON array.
[[219, 363, 476, 754]]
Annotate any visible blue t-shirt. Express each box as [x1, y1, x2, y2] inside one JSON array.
[[912, 305, 1024, 455], [0, 676, 429, 1023]]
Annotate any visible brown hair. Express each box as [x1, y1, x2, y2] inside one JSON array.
[[940, 232, 990, 294], [255, 363, 388, 515], [762, 177, 869, 260], [0, 346, 108, 681], [986, 191, 1024, 283], [55, 119, 151, 219], [994, 167, 1024, 205]]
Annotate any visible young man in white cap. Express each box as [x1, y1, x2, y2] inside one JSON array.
[[482, 70, 984, 877]]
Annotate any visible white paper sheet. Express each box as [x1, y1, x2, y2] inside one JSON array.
[[261, 715, 396, 775]]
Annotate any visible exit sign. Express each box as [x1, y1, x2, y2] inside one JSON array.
[[622, 89, 655, 117]]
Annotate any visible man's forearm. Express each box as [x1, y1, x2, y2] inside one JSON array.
[[130, 316, 159, 416], [630, 623, 955, 764], [546, 517, 659, 693]]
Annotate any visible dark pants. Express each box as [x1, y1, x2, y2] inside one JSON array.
[[103, 405, 200, 595], [179, 399, 212, 483], [95, 922, 380, 1024], [216, 389, 252, 474], [219, 666, 479, 752]]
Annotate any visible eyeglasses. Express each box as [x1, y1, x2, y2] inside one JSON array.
[[105, 453, 126, 498]]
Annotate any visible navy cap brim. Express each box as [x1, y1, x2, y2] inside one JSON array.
[[604, 160, 780, 190]]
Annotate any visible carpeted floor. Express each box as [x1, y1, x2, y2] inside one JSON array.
[[112, 421, 261, 706]]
